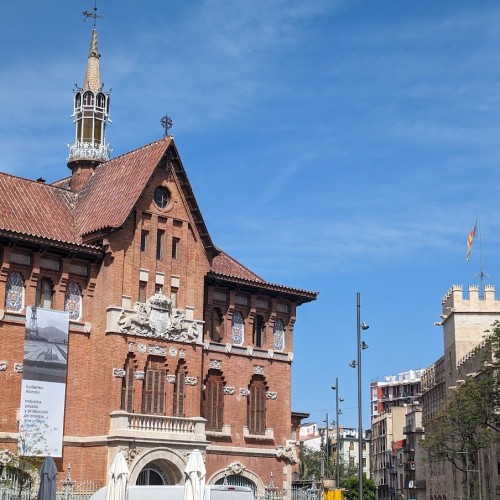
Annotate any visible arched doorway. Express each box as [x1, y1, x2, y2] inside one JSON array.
[[136, 462, 170, 485], [129, 448, 185, 486]]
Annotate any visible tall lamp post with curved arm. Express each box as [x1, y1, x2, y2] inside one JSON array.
[[349, 292, 369, 499]]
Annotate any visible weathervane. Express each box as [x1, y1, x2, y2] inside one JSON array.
[[161, 114, 173, 137], [83, 0, 103, 27]]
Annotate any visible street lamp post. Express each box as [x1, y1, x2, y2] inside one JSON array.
[[349, 292, 369, 499], [332, 378, 343, 488]]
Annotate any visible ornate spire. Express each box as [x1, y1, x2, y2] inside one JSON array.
[[67, 19, 112, 191], [83, 29, 102, 92]]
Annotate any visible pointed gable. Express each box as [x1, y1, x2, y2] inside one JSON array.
[[75, 137, 172, 237]]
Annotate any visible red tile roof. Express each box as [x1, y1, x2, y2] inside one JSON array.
[[0, 137, 317, 300], [0, 173, 77, 244]]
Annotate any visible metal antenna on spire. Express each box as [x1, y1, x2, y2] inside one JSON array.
[[161, 114, 173, 137], [83, 0, 103, 28], [473, 217, 491, 297]]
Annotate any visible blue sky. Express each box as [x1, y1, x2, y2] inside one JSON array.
[[2, 0, 500, 429]]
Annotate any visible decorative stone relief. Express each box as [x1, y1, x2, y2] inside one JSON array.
[[14, 363, 23, 373], [169, 347, 178, 357], [210, 360, 222, 370], [185, 377, 198, 386], [225, 344, 232, 353], [118, 446, 142, 464], [266, 391, 278, 400], [138, 343, 147, 353], [179, 349, 186, 359], [149, 345, 166, 356], [268, 350, 274, 359], [117, 291, 201, 343], [135, 371, 145, 380], [0, 449, 14, 465], [276, 440, 298, 464], [223, 386, 235, 395], [167, 375, 176, 384], [227, 461, 246, 475], [247, 347, 253, 356], [128, 343, 135, 352], [0, 361, 7, 371], [113, 369, 126, 378], [253, 365, 264, 375], [240, 388, 250, 397]]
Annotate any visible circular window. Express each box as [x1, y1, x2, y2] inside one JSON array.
[[154, 187, 169, 209]]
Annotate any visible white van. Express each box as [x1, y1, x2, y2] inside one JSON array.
[[90, 484, 254, 500]]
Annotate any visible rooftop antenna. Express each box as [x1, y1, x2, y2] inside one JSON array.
[[83, 0, 103, 28], [161, 114, 173, 137]]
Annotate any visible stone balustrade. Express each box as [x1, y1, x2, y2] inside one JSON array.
[[108, 411, 206, 442]]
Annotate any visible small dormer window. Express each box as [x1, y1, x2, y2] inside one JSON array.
[[154, 187, 169, 209]]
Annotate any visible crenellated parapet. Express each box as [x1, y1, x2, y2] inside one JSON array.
[[441, 284, 500, 314]]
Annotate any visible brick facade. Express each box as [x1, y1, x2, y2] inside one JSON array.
[[0, 25, 316, 495]]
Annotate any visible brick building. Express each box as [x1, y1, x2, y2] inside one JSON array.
[[0, 22, 317, 493]]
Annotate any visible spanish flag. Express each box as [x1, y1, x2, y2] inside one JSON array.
[[466, 220, 477, 262]]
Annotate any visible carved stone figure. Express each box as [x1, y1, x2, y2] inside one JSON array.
[[276, 440, 298, 464]]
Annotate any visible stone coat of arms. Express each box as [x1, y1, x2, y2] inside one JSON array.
[[117, 290, 200, 343]]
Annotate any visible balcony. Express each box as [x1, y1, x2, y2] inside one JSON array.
[[108, 411, 207, 443]]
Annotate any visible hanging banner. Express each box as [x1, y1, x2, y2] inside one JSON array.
[[18, 306, 69, 457]]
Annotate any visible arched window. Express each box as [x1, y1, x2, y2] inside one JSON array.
[[211, 308, 223, 342], [121, 355, 135, 413], [231, 311, 244, 345], [75, 92, 81, 108], [35, 279, 53, 309], [142, 357, 165, 415], [96, 93, 105, 108], [5, 272, 24, 312], [173, 361, 186, 417], [65, 283, 82, 321], [83, 91, 94, 106], [273, 318, 285, 351], [253, 315, 265, 348], [247, 375, 266, 435], [203, 370, 224, 432]]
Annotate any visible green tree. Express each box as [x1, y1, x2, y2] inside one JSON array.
[[298, 444, 322, 480], [340, 475, 376, 500], [421, 321, 500, 497]]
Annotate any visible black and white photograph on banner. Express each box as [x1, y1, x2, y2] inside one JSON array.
[[22, 306, 69, 383]]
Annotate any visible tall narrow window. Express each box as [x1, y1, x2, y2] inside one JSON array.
[[273, 318, 285, 351], [248, 375, 266, 435], [5, 272, 24, 312], [156, 230, 165, 261], [203, 370, 224, 431], [141, 231, 149, 253], [231, 311, 244, 345], [35, 279, 53, 309], [173, 362, 186, 417], [172, 237, 180, 259], [253, 315, 265, 348], [170, 287, 178, 308], [142, 357, 165, 415], [65, 283, 82, 321], [139, 281, 147, 303], [121, 356, 135, 413], [211, 308, 223, 343]]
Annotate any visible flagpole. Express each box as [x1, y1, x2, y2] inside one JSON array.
[[478, 217, 484, 295]]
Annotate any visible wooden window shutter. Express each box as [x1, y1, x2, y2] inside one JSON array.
[[173, 364, 185, 417]]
